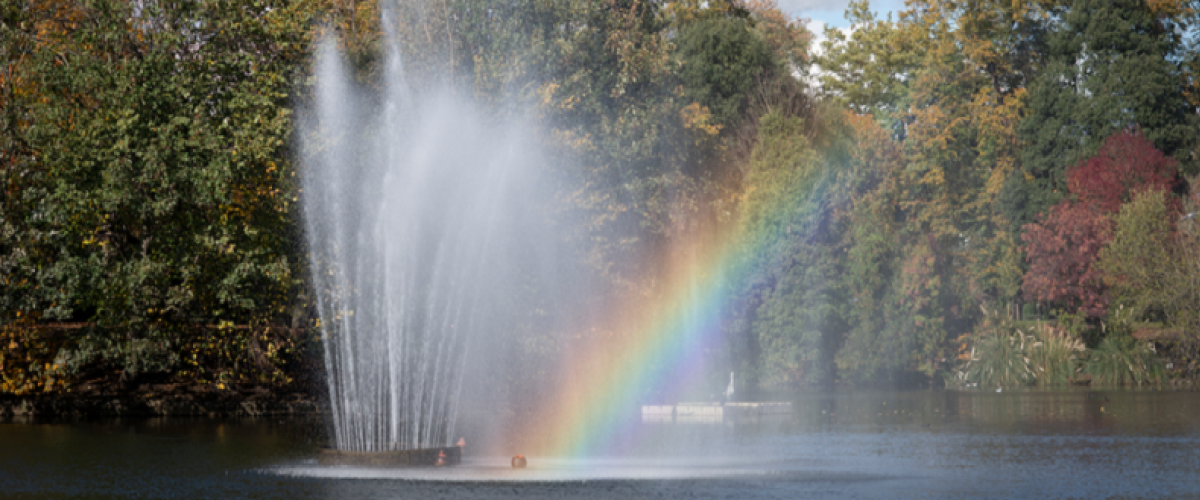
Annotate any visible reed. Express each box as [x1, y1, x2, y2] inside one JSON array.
[[1029, 326, 1086, 386]]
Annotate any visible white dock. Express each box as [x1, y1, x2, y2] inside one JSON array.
[[640, 402, 793, 423]]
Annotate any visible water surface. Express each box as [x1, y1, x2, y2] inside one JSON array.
[[3, 388, 1199, 499]]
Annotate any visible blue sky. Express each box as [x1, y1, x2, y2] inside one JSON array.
[[779, 0, 905, 29]]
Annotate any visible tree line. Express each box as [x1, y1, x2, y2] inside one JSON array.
[[2, 0, 1198, 395]]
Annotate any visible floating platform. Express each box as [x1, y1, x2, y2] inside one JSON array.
[[642, 402, 793, 423], [318, 446, 462, 467]]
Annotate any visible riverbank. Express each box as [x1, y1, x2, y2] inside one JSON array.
[[0, 390, 319, 419]]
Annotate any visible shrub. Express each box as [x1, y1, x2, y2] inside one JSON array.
[[1029, 326, 1085, 386], [1085, 335, 1164, 386], [951, 308, 1036, 387], [965, 332, 1037, 387], [950, 308, 1087, 387]]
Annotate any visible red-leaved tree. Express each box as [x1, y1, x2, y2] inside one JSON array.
[[1022, 130, 1182, 317], [1067, 130, 1182, 215], [1021, 203, 1113, 317]]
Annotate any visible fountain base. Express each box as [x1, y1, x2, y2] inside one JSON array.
[[319, 446, 463, 467]]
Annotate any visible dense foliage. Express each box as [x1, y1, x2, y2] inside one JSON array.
[[1, 0, 319, 393], [3, 0, 1200, 394], [1004, 0, 1196, 228]]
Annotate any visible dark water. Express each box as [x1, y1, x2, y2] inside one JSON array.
[[3, 388, 1200, 499]]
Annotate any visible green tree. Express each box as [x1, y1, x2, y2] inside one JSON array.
[[1100, 188, 1200, 334], [675, 16, 779, 131], [0, 0, 318, 388], [832, 112, 921, 384], [1100, 190, 1175, 321], [743, 0, 813, 74], [816, 1, 920, 124], [732, 111, 846, 386]]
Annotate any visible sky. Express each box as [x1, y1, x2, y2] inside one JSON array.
[[778, 0, 904, 58], [778, 0, 905, 29]]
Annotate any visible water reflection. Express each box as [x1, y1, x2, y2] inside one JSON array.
[[783, 388, 1200, 436]]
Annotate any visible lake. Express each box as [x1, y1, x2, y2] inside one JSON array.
[[3, 388, 1199, 499]]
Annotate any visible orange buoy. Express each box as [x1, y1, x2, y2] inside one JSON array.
[[511, 454, 527, 468], [434, 449, 447, 467]]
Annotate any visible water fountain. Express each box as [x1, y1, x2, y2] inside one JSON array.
[[299, 4, 755, 470], [300, 16, 560, 462]]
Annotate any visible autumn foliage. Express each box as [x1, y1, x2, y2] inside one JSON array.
[[1067, 131, 1183, 215], [1023, 131, 1182, 317], [1021, 202, 1113, 317]]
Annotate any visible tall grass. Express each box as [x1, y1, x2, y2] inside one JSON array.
[[951, 307, 1087, 388], [1085, 335, 1165, 386], [964, 331, 1036, 387], [1029, 326, 1085, 386]]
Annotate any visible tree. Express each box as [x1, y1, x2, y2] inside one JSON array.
[[1067, 130, 1184, 215], [1006, 0, 1197, 228], [820, 0, 1055, 381], [832, 112, 924, 384], [1099, 190, 1177, 321], [1021, 129, 1187, 320], [743, 0, 813, 74], [1021, 202, 1112, 317], [732, 110, 846, 386], [1100, 187, 1200, 333], [676, 16, 779, 132], [0, 0, 318, 388], [816, 1, 920, 123]]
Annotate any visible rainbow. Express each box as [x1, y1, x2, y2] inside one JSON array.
[[524, 226, 748, 458], [515, 145, 831, 458]]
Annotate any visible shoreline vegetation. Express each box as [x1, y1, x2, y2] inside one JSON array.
[[4, 0, 1200, 402], [0, 390, 320, 419]]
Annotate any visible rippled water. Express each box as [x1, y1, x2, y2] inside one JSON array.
[[3, 388, 1199, 498]]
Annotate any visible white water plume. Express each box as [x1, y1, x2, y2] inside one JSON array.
[[301, 22, 561, 452]]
